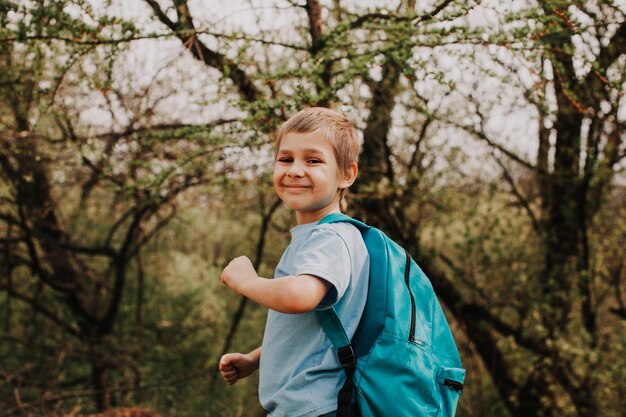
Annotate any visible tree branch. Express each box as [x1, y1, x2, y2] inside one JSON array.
[[126, 205, 177, 260], [0, 286, 82, 338], [0, 30, 307, 50], [584, 21, 626, 87], [492, 152, 542, 234], [216, 195, 283, 378], [436, 252, 550, 356], [609, 259, 626, 320], [346, 0, 456, 29], [451, 93, 539, 172], [305, 0, 324, 52], [91, 120, 240, 141], [144, 0, 262, 103]]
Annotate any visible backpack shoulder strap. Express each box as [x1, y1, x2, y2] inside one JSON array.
[[317, 212, 370, 232], [314, 212, 369, 355], [315, 308, 351, 356], [315, 308, 356, 417], [315, 213, 369, 417]]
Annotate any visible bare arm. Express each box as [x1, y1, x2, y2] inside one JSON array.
[[220, 256, 330, 313]]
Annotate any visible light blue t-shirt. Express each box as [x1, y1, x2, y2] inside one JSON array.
[[259, 221, 369, 417]]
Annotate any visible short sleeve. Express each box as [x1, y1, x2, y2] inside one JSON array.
[[293, 227, 351, 309]]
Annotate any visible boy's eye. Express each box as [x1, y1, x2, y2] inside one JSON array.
[[307, 159, 322, 164], [277, 157, 293, 163]]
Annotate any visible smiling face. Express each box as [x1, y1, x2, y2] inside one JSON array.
[[273, 131, 357, 225]]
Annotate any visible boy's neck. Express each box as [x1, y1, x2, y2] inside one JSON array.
[[295, 204, 342, 225]]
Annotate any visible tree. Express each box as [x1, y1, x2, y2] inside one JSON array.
[[0, 1, 240, 412], [2, 0, 625, 416], [347, 1, 626, 416], [423, 2, 626, 416], [140, 1, 625, 416]]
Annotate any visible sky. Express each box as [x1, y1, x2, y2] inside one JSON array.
[[55, 0, 626, 181]]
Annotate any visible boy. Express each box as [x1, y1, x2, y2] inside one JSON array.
[[219, 107, 369, 417]]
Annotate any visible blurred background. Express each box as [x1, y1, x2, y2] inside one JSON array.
[[0, 1, 625, 416]]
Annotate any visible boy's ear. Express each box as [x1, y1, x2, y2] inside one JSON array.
[[339, 162, 358, 189]]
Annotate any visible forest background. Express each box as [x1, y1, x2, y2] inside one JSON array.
[[1, 1, 625, 417]]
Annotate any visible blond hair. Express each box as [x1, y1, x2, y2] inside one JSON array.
[[276, 107, 361, 176]]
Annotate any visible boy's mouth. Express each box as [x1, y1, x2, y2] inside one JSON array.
[[282, 183, 312, 189]]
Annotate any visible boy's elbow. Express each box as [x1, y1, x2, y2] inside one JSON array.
[[276, 279, 323, 314], [278, 296, 317, 314]]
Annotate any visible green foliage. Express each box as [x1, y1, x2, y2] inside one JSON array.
[[1, 1, 625, 417]]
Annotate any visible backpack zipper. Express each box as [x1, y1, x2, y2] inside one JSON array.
[[403, 250, 418, 343], [444, 379, 464, 393]]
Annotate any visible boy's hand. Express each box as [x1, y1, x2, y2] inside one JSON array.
[[220, 256, 258, 294], [219, 352, 258, 385]]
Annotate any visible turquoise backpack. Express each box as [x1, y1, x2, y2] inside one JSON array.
[[316, 213, 465, 417]]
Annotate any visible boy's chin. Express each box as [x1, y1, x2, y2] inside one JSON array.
[[280, 196, 341, 215], [294, 204, 340, 216]]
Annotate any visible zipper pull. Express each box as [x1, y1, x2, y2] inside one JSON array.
[[443, 379, 464, 393], [409, 336, 425, 346]]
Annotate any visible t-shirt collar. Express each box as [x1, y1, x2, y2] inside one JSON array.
[[290, 221, 318, 239]]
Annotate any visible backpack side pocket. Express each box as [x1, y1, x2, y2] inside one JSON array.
[[436, 366, 465, 417], [355, 334, 440, 417]]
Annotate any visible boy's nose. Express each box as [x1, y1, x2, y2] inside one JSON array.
[[286, 162, 305, 177]]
